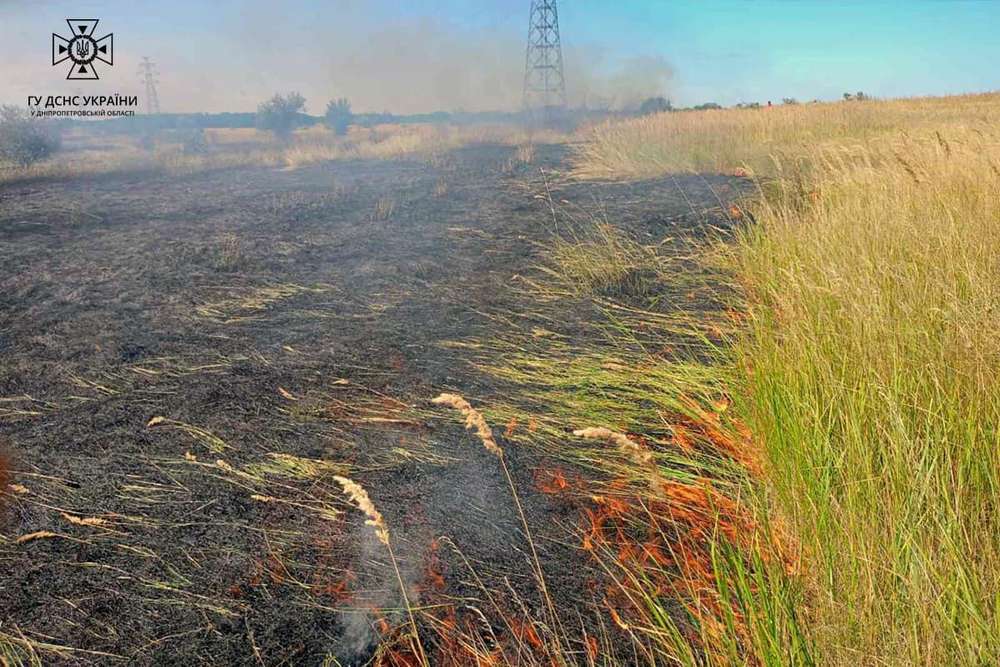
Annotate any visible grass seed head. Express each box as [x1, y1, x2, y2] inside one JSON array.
[[333, 475, 389, 546], [0, 449, 8, 514], [573, 427, 653, 466], [432, 393, 503, 457], [60, 512, 107, 527], [16, 530, 59, 545], [0, 450, 8, 490]]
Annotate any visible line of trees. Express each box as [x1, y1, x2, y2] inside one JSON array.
[[633, 91, 872, 117]]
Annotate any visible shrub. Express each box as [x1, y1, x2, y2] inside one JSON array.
[[638, 96, 672, 116], [0, 106, 61, 167], [181, 129, 209, 155], [255, 92, 306, 140], [325, 98, 353, 136], [137, 133, 156, 152]]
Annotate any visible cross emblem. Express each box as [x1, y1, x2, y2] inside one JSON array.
[[52, 19, 113, 80]]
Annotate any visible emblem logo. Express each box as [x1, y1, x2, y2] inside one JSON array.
[[52, 19, 113, 80]]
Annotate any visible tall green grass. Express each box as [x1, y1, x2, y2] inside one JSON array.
[[577, 93, 1000, 664], [729, 130, 1000, 665]]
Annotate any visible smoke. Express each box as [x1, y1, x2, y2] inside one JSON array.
[[306, 23, 675, 114], [331, 527, 416, 662], [316, 18, 524, 114], [0, 2, 674, 114], [208, 10, 675, 114], [568, 51, 675, 111]]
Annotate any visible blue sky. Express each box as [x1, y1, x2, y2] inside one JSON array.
[[1, 1, 998, 113]]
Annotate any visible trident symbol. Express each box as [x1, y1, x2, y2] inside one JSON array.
[[53, 19, 113, 79]]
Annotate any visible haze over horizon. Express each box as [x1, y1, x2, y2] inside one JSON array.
[[2, 0, 999, 114]]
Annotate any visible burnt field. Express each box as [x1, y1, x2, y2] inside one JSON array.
[[0, 143, 744, 665]]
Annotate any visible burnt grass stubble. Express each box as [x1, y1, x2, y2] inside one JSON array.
[[0, 144, 745, 664]]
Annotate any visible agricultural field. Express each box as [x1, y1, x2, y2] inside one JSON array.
[[2, 91, 999, 666]]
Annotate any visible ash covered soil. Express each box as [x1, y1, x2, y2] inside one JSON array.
[[0, 144, 743, 664]]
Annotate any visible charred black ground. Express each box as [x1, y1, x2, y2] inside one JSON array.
[[0, 144, 743, 665]]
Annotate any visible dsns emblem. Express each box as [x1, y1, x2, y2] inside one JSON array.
[[52, 19, 113, 80]]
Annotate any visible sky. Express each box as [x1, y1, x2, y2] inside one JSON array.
[[1, 0, 999, 114]]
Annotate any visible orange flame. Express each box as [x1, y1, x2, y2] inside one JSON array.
[[536, 468, 569, 494]]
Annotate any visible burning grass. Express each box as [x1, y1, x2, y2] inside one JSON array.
[[452, 333, 788, 664], [333, 475, 427, 665], [0, 123, 809, 663], [6, 144, 682, 664], [431, 392, 559, 649], [432, 189, 799, 664]]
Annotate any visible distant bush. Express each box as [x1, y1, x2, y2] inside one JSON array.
[[255, 92, 306, 140], [325, 98, 353, 136], [182, 129, 209, 155], [638, 97, 672, 116], [0, 105, 61, 167], [137, 133, 156, 152]]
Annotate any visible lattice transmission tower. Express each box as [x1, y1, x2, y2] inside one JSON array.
[[137, 57, 161, 115], [523, 0, 567, 113]]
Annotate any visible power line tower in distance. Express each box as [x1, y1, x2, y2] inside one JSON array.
[[137, 56, 161, 115], [523, 0, 567, 124]]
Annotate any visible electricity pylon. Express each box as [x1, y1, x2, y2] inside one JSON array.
[[523, 0, 567, 114], [137, 57, 161, 115]]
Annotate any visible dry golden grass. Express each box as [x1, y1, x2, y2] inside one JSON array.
[[574, 92, 1000, 179], [202, 127, 265, 145], [370, 196, 396, 222], [502, 142, 537, 173], [540, 219, 663, 297], [0, 123, 571, 185], [514, 142, 536, 164], [729, 123, 1000, 666]]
